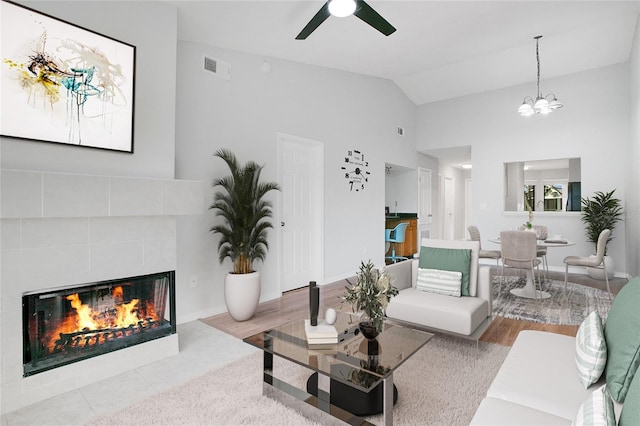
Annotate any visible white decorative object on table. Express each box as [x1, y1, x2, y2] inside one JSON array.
[[325, 308, 337, 325]]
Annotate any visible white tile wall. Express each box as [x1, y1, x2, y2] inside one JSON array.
[[0, 171, 42, 218], [21, 218, 89, 248], [110, 177, 163, 216], [0, 170, 203, 414], [43, 174, 109, 217], [0, 170, 204, 219]]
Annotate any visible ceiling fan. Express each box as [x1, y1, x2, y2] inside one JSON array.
[[296, 0, 396, 40]]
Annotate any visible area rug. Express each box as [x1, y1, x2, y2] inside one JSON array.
[[492, 276, 612, 325], [86, 335, 509, 426]]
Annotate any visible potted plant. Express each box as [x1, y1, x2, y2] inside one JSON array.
[[342, 260, 398, 338], [210, 149, 280, 321], [580, 189, 623, 280]]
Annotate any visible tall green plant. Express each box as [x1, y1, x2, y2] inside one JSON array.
[[210, 149, 280, 274], [580, 190, 623, 254]]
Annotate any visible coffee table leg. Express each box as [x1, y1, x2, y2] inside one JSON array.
[[383, 373, 394, 425], [317, 373, 331, 412], [263, 351, 273, 389]]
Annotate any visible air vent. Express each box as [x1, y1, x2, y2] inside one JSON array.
[[203, 56, 230, 80]]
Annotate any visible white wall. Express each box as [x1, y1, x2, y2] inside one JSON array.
[[417, 64, 630, 273], [174, 41, 417, 321], [627, 17, 640, 277], [1, 1, 178, 179], [385, 168, 418, 214]]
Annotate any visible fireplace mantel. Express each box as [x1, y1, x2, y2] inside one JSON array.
[[1, 169, 203, 219]]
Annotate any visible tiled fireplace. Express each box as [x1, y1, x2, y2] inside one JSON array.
[[23, 271, 176, 377], [1, 169, 203, 414]]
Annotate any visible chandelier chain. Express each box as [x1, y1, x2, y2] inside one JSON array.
[[536, 37, 541, 98]]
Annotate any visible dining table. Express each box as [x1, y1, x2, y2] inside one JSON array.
[[489, 236, 576, 299]]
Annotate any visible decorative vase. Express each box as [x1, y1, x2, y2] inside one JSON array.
[[358, 320, 380, 340], [224, 271, 261, 321], [309, 281, 319, 326]]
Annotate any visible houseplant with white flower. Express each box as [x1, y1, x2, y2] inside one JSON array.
[[342, 260, 398, 337]]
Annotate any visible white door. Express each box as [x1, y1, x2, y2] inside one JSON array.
[[418, 167, 432, 242], [278, 133, 323, 293], [465, 178, 472, 235], [443, 176, 455, 240]]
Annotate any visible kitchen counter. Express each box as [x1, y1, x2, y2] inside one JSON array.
[[385, 214, 418, 259], [385, 213, 418, 219]]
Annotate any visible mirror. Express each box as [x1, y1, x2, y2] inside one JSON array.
[[504, 158, 581, 212]]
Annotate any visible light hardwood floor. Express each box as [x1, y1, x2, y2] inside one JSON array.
[[201, 268, 626, 347]]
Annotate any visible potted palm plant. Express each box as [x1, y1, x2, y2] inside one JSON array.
[[210, 149, 280, 321], [580, 189, 623, 280]]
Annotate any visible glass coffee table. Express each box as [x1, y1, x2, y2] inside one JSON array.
[[244, 312, 433, 425]]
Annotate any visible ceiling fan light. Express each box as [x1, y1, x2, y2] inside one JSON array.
[[328, 0, 356, 17]]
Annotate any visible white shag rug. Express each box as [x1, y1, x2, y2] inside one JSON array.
[[86, 335, 509, 426], [492, 276, 613, 325]]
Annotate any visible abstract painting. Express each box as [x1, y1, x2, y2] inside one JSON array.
[[1, 0, 135, 152]]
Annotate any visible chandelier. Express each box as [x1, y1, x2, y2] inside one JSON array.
[[518, 36, 563, 116]]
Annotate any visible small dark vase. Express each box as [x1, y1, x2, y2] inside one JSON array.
[[359, 320, 380, 340]]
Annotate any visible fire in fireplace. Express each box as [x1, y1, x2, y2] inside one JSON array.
[[22, 271, 176, 376]]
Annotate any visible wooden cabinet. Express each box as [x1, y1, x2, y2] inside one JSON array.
[[385, 217, 418, 258]]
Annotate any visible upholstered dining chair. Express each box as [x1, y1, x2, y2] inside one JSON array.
[[563, 229, 612, 300], [499, 230, 542, 299], [533, 225, 549, 284], [385, 222, 409, 263], [467, 225, 501, 267]]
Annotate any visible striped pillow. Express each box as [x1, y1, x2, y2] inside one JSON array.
[[573, 384, 615, 426], [416, 268, 462, 297], [575, 311, 607, 388]]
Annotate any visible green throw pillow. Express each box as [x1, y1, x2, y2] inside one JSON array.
[[604, 276, 640, 403], [419, 246, 471, 296], [619, 363, 640, 425]]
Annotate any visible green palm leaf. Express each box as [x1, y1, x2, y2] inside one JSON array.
[[210, 149, 280, 274]]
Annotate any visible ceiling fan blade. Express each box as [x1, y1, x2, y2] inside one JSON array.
[[296, 2, 331, 40], [353, 0, 396, 36]]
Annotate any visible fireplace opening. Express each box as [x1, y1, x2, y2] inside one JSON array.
[[22, 271, 176, 377]]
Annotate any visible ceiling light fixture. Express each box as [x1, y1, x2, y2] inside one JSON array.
[[328, 0, 357, 18], [518, 36, 563, 117]]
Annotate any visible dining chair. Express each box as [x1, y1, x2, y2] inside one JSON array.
[[385, 222, 409, 263], [563, 229, 612, 300], [499, 230, 542, 299], [533, 225, 549, 284], [467, 225, 501, 267]]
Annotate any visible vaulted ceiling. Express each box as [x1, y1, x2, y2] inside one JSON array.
[[171, 1, 640, 106]]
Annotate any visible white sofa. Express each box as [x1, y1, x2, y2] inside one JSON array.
[[384, 238, 493, 340], [471, 276, 640, 425]]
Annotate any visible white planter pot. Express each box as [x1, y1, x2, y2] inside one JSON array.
[[224, 271, 261, 321], [586, 256, 615, 280]]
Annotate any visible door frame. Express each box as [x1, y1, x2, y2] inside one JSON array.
[[277, 132, 324, 293]]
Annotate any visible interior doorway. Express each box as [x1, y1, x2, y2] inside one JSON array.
[[441, 175, 455, 240], [277, 133, 324, 293], [418, 167, 432, 241]]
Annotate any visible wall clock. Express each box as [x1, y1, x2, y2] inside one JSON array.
[[341, 149, 370, 191]]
